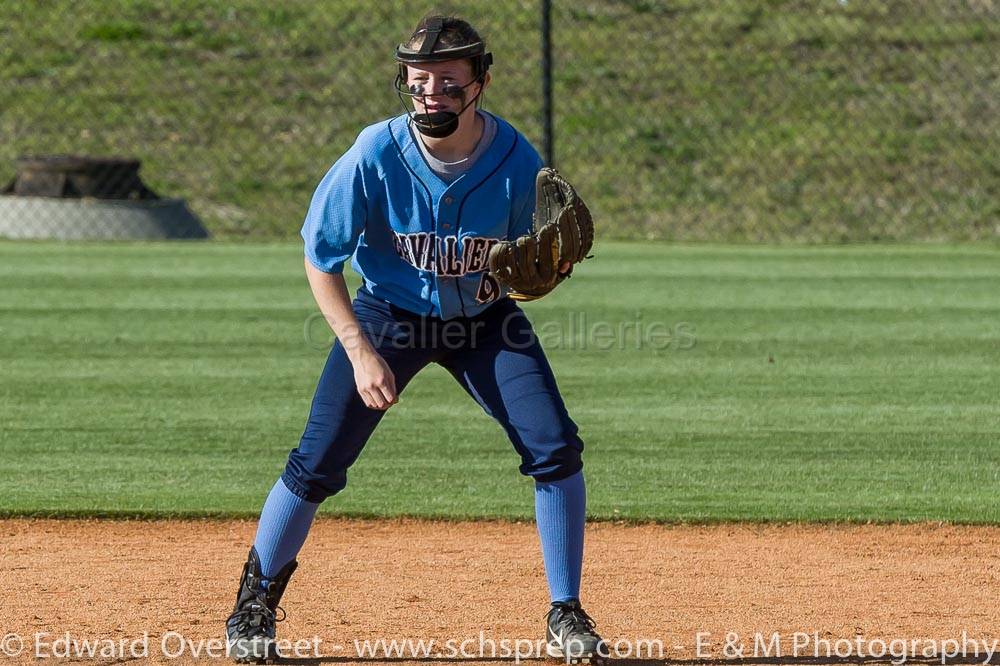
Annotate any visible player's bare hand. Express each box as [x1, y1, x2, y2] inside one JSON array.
[[353, 348, 398, 410]]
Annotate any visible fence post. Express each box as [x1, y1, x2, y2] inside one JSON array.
[[541, 0, 555, 167]]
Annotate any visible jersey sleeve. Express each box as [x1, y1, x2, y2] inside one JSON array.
[[509, 149, 546, 240], [300, 143, 370, 274]]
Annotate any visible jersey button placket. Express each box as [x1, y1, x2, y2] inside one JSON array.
[[441, 195, 453, 229], [437, 192, 464, 318]]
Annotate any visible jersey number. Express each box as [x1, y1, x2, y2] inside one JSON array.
[[475, 273, 501, 304]]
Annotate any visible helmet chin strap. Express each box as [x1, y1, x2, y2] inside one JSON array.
[[411, 97, 480, 138], [412, 111, 461, 138], [399, 76, 485, 139]]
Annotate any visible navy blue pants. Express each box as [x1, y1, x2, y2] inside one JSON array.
[[281, 288, 584, 503]]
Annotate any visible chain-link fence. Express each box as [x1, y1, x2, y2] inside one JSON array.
[[1, 1, 997, 241]]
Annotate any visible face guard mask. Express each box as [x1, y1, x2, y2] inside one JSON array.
[[394, 18, 493, 138]]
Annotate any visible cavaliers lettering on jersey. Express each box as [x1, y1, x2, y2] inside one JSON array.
[[301, 112, 545, 320]]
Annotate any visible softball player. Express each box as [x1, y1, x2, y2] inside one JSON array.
[[225, 15, 606, 664]]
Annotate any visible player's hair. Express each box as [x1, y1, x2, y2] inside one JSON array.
[[403, 14, 488, 76]]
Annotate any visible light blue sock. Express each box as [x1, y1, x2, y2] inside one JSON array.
[[534, 470, 586, 603], [253, 477, 320, 579]]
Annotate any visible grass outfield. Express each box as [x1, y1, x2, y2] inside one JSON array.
[[1, 241, 999, 522]]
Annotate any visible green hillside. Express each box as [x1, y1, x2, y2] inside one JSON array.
[[1, 1, 997, 240]]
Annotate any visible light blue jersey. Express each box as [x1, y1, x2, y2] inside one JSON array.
[[302, 112, 544, 319]]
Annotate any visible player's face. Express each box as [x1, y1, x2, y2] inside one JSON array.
[[405, 60, 481, 117]]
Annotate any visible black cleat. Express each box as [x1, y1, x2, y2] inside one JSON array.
[[225, 547, 297, 664], [545, 599, 608, 664]]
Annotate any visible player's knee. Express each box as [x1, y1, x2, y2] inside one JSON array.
[[285, 421, 373, 503], [280, 466, 346, 504], [518, 433, 584, 482], [523, 457, 583, 483]]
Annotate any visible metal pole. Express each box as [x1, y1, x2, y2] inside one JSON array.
[[541, 0, 554, 167]]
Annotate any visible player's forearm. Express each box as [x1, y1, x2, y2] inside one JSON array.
[[303, 258, 376, 362]]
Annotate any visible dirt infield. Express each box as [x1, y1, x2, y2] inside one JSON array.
[[2, 519, 999, 664]]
